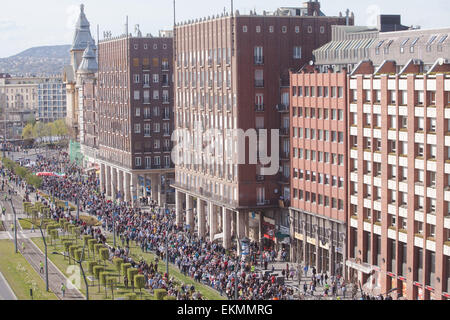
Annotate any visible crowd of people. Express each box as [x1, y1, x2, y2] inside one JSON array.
[[1, 150, 302, 300], [3, 147, 383, 301]]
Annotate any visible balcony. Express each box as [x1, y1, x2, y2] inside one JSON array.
[[276, 104, 289, 112], [279, 174, 290, 183], [278, 199, 290, 208], [255, 80, 264, 88], [257, 200, 271, 206], [255, 105, 264, 112], [162, 82, 170, 87], [280, 128, 289, 136], [162, 64, 169, 71], [254, 57, 264, 65], [280, 150, 290, 160]]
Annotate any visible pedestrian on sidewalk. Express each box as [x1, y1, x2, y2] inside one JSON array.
[[21, 242, 25, 253], [40, 261, 44, 274], [61, 283, 66, 298]]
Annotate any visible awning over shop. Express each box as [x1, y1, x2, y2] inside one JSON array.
[[275, 232, 290, 240], [346, 259, 374, 274]]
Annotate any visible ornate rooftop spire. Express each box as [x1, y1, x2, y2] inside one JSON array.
[[78, 41, 98, 74], [72, 4, 94, 51]]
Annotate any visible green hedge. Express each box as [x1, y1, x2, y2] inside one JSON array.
[[87, 261, 98, 274], [125, 293, 137, 300], [154, 289, 168, 300]]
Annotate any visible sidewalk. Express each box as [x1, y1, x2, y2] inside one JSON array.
[[0, 270, 17, 300], [1, 179, 85, 300]]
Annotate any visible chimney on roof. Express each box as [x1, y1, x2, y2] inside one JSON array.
[[305, 0, 321, 17]]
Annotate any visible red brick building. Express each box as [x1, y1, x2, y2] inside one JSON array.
[[95, 33, 175, 206], [347, 60, 450, 300], [173, 1, 353, 251], [290, 68, 348, 277]]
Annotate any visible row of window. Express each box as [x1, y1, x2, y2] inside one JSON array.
[[242, 25, 324, 35], [293, 128, 344, 143], [292, 85, 344, 98], [133, 73, 170, 86], [133, 43, 169, 50], [135, 155, 171, 168], [135, 106, 171, 119], [293, 189, 344, 211], [134, 123, 171, 135], [293, 148, 345, 166], [351, 89, 450, 106], [133, 90, 170, 102], [293, 106, 345, 120], [294, 169, 345, 188], [177, 69, 232, 88]]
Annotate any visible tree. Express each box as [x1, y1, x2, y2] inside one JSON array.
[[154, 289, 168, 300], [88, 239, 97, 261], [49, 229, 59, 246], [106, 276, 117, 300], [93, 266, 105, 292], [87, 261, 97, 275], [113, 258, 124, 281], [22, 123, 34, 140], [99, 248, 109, 266], [127, 268, 139, 292], [33, 121, 46, 139], [134, 274, 146, 299], [121, 263, 132, 287], [63, 241, 73, 262], [99, 271, 109, 296]]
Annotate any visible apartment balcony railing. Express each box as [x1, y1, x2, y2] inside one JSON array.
[[255, 80, 264, 88], [280, 128, 289, 136], [254, 57, 264, 65], [276, 104, 289, 112], [255, 104, 264, 112]]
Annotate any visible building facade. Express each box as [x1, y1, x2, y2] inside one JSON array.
[[37, 77, 67, 122], [290, 69, 348, 278], [64, 4, 96, 140], [173, 1, 352, 251], [347, 59, 450, 300], [297, 23, 450, 300], [0, 75, 63, 140], [96, 33, 175, 206]]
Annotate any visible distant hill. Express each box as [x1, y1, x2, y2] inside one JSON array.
[[0, 45, 71, 77]]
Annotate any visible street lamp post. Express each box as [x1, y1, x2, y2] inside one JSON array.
[[52, 240, 89, 300], [76, 197, 79, 221], [7, 197, 18, 254], [166, 232, 169, 277], [21, 217, 49, 292], [3, 103, 7, 159]]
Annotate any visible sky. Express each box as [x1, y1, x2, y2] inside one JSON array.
[[0, 0, 449, 58]]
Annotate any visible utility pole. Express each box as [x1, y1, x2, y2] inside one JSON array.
[[9, 198, 17, 253], [3, 104, 7, 158], [166, 231, 169, 276]]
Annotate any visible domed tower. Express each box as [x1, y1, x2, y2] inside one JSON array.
[[65, 4, 95, 141], [71, 4, 94, 72], [76, 40, 98, 161]]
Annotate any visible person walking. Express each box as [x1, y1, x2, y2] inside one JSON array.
[[21, 242, 25, 253], [61, 283, 66, 298], [39, 261, 44, 274]]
